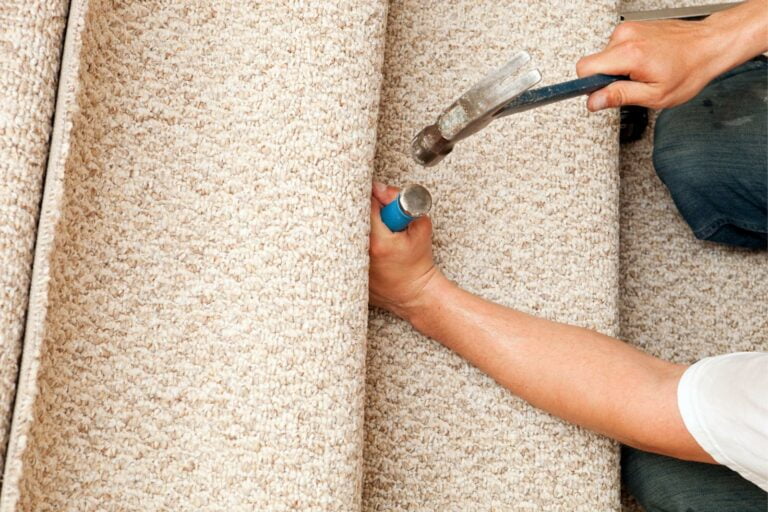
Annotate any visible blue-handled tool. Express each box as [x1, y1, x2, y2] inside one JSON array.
[[411, 50, 628, 166], [380, 184, 432, 232]]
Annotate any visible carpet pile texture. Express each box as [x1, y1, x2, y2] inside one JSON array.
[[2, 0, 387, 509], [363, 1, 622, 510], [0, 0, 69, 471], [0, 0, 764, 511]]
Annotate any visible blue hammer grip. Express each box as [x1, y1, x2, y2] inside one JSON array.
[[497, 74, 628, 117], [381, 195, 414, 232]]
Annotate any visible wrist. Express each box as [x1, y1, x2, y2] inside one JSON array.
[[397, 269, 454, 332], [702, 0, 768, 75]]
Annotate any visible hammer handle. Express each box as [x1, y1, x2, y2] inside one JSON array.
[[496, 74, 627, 117]]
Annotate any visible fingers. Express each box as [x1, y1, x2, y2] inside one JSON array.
[[586, 80, 659, 111], [371, 181, 432, 238], [578, 39, 671, 110], [371, 182, 432, 243], [369, 195, 397, 241], [370, 181, 400, 238], [577, 22, 644, 78], [576, 45, 638, 79], [372, 181, 400, 205]]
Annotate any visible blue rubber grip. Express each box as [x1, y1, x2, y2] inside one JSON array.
[[381, 196, 413, 232], [497, 74, 627, 117]]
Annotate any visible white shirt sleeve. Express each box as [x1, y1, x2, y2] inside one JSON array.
[[677, 352, 768, 492]]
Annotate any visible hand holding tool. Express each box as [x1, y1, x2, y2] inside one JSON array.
[[380, 184, 432, 232], [411, 51, 627, 166]]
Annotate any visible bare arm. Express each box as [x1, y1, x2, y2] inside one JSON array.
[[404, 273, 711, 462], [369, 183, 714, 463]]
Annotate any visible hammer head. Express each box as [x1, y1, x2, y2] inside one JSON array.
[[411, 125, 453, 167], [411, 51, 541, 167]]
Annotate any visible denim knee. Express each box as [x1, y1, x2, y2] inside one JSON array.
[[652, 141, 767, 249], [652, 58, 768, 250], [621, 446, 768, 512]]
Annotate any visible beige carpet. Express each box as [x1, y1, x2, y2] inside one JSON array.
[[364, 1, 623, 509], [1, 0, 387, 509], [0, 0, 69, 472], [3, 0, 625, 509], [4, 0, 761, 510], [620, 117, 767, 366]]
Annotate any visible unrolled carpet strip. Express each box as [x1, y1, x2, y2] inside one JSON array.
[[1, 0, 387, 510], [0, 0, 69, 472], [363, 1, 623, 509], [619, 116, 767, 409]]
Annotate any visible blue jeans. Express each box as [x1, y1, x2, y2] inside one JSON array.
[[653, 57, 768, 249], [622, 447, 767, 512]]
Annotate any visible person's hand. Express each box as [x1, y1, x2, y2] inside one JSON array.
[[577, 0, 768, 112], [369, 182, 441, 319], [576, 19, 726, 111]]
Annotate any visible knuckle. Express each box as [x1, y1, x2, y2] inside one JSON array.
[[610, 88, 626, 107], [576, 57, 589, 76], [644, 86, 669, 109], [621, 40, 644, 62], [369, 238, 388, 258], [613, 22, 637, 41], [386, 187, 401, 200]]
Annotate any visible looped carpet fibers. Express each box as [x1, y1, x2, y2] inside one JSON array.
[[0, 0, 69, 474], [363, 1, 622, 510], [2, 1, 387, 510], [4, 0, 762, 511]]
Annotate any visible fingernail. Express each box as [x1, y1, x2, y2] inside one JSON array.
[[591, 94, 607, 111], [373, 181, 387, 194]]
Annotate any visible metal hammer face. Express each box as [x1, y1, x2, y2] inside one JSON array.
[[411, 51, 542, 167], [411, 125, 454, 167]]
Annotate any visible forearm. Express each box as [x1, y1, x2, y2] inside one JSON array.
[[703, 0, 768, 76], [405, 274, 713, 463]]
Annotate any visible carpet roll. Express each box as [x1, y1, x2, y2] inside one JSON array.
[[2, 1, 387, 510]]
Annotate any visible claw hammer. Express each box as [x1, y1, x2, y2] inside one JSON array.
[[411, 51, 626, 167]]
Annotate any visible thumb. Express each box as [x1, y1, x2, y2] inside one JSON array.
[[587, 80, 658, 111], [407, 214, 433, 243]]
